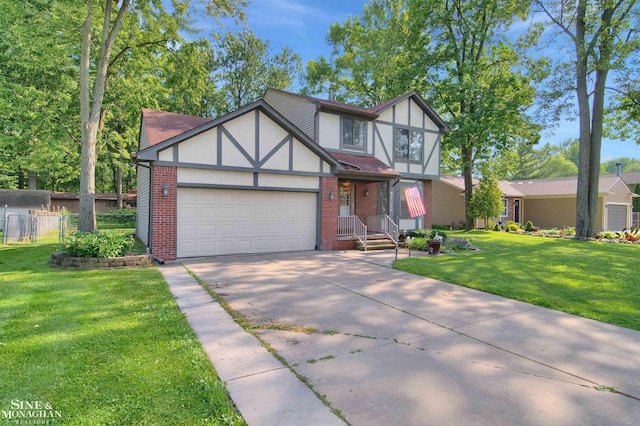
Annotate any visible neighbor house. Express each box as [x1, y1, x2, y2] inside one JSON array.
[[433, 175, 636, 231], [134, 89, 449, 260]]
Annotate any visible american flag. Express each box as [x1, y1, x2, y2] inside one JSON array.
[[404, 185, 426, 218]]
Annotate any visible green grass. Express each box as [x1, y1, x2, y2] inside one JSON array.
[[0, 239, 245, 425], [395, 231, 640, 330]]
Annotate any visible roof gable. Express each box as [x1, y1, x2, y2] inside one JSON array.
[[136, 100, 339, 168], [369, 91, 450, 132]]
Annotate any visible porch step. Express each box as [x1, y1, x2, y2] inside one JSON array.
[[356, 238, 397, 251]]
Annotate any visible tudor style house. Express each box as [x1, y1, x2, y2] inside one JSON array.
[[134, 89, 449, 260]]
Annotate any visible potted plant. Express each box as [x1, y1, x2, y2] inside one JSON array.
[[428, 231, 444, 255]]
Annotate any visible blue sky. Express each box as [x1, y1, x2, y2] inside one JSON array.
[[213, 0, 639, 161]]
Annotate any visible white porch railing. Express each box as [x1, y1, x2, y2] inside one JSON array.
[[368, 215, 399, 250], [338, 215, 368, 251]]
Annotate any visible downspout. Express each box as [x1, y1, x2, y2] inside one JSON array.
[[136, 161, 152, 252]]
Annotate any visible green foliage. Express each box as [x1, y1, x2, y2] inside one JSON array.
[[634, 183, 640, 213], [65, 231, 134, 258], [214, 28, 302, 113], [507, 223, 520, 232], [407, 237, 427, 250], [469, 177, 504, 228], [493, 223, 501, 231], [429, 229, 448, 243], [525, 220, 535, 232], [407, 229, 448, 242], [303, 0, 414, 104], [445, 237, 473, 251], [408, 229, 429, 238]]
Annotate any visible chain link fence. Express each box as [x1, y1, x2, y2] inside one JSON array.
[[1, 210, 61, 244], [2, 207, 136, 244]]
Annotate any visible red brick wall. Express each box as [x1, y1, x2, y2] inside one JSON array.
[[354, 182, 378, 225], [423, 180, 433, 230], [151, 165, 177, 260], [320, 177, 340, 250]]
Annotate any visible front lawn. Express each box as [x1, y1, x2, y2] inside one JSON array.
[[0, 240, 245, 425], [395, 231, 640, 331]]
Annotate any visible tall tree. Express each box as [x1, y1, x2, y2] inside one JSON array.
[[0, 0, 81, 190], [213, 28, 302, 113], [303, 0, 414, 105], [633, 183, 640, 212], [410, 0, 541, 230], [469, 176, 504, 229], [534, 0, 640, 238], [77, 0, 244, 231]]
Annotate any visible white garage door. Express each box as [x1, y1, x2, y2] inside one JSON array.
[[607, 204, 628, 231], [177, 188, 317, 257]]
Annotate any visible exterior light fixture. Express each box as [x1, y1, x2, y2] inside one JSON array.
[[162, 183, 169, 196], [328, 189, 334, 200], [364, 188, 369, 197]]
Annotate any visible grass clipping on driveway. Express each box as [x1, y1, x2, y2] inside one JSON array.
[[0, 241, 244, 425], [395, 231, 640, 331]]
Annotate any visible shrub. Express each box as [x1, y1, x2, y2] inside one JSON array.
[[429, 229, 448, 243], [507, 222, 519, 232], [408, 229, 429, 239], [65, 231, 134, 258], [407, 237, 428, 250], [564, 227, 576, 236], [492, 223, 501, 232], [599, 230, 616, 240], [524, 221, 535, 232], [446, 237, 473, 251]]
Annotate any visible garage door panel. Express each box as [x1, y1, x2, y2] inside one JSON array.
[[177, 188, 317, 257], [607, 205, 627, 231]]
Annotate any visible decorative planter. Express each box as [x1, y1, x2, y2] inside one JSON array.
[[427, 240, 442, 255]]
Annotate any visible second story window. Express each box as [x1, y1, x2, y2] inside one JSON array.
[[342, 117, 366, 150], [395, 128, 423, 161]]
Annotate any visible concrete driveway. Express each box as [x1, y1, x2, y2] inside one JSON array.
[[181, 250, 640, 425]]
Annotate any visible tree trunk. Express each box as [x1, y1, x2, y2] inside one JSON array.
[[78, 0, 130, 232], [27, 171, 37, 190], [78, 0, 96, 232], [116, 166, 123, 209], [574, 0, 591, 239], [462, 143, 474, 231]]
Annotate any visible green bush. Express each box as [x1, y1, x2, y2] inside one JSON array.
[[524, 221, 535, 232], [429, 229, 448, 243], [564, 227, 576, 236], [446, 237, 473, 251], [407, 229, 448, 242], [65, 231, 134, 258], [408, 229, 429, 238], [407, 237, 428, 250], [507, 222, 520, 232], [492, 223, 501, 232]]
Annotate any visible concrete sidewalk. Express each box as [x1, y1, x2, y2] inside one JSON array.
[[163, 250, 640, 425], [159, 263, 343, 426]]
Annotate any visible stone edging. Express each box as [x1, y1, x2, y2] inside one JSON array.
[[49, 252, 153, 269]]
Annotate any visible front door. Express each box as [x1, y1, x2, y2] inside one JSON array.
[[339, 182, 351, 216], [377, 182, 389, 216], [514, 199, 521, 223]]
